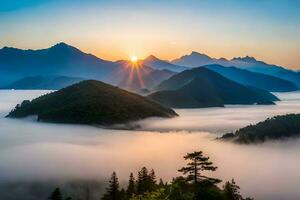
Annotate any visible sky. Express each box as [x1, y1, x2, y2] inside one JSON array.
[[0, 0, 299, 69]]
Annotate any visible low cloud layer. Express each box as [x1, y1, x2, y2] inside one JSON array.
[[0, 91, 300, 200]]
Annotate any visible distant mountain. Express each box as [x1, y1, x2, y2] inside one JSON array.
[[204, 64, 298, 92], [171, 52, 300, 89], [171, 51, 221, 67], [142, 55, 187, 72], [220, 113, 300, 144], [2, 76, 85, 90], [0, 43, 174, 92], [230, 57, 300, 88], [148, 67, 278, 108], [7, 80, 177, 125], [0, 42, 118, 85]]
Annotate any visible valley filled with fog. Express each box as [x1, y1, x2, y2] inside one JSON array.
[[0, 90, 300, 200]]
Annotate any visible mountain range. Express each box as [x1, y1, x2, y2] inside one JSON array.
[[0, 42, 299, 93], [148, 67, 278, 108], [142, 55, 188, 72], [171, 52, 300, 88], [0, 43, 173, 92], [204, 64, 297, 92]]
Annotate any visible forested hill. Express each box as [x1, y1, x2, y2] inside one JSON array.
[[220, 113, 300, 143], [6, 80, 177, 125]]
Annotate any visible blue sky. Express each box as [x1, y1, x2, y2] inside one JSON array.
[[0, 0, 299, 68]]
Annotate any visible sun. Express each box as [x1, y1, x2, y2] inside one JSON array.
[[130, 55, 138, 63]]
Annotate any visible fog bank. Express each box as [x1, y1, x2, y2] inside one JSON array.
[[0, 90, 300, 200]]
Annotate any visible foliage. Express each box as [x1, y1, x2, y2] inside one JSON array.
[[7, 80, 177, 125], [102, 172, 122, 200], [49, 188, 63, 200], [48, 150, 253, 200], [223, 179, 242, 200], [130, 189, 169, 200], [178, 151, 221, 184], [126, 173, 136, 198], [220, 113, 300, 143], [48, 187, 72, 200]]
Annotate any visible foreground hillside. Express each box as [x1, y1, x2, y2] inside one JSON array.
[[220, 113, 300, 143], [6, 80, 177, 125], [148, 67, 278, 108]]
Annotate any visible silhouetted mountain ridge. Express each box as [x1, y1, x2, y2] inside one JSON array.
[[148, 67, 278, 108], [204, 64, 297, 92], [0, 43, 174, 92], [7, 80, 177, 125]]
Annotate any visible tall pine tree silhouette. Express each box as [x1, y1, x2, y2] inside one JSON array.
[[126, 172, 135, 198], [149, 169, 157, 191], [178, 151, 221, 184], [102, 171, 121, 200], [48, 188, 62, 200], [137, 167, 149, 194]]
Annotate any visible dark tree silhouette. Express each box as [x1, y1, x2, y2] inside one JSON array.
[[149, 168, 157, 191], [223, 179, 243, 200], [126, 172, 135, 197], [158, 178, 164, 188], [137, 167, 149, 194], [178, 151, 221, 184], [102, 171, 121, 200], [49, 188, 63, 200]]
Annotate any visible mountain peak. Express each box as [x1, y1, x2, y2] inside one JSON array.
[[190, 51, 211, 58], [144, 55, 159, 61], [232, 56, 257, 63], [51, 42, 73, 49]]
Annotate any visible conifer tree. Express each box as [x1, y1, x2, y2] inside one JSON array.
[[126, 172, 136, 197], [178, 151, 221, 184], [49, 188, 63, 200], [223, 179, 243, 200], [149, 169, 157, 191], [158, 178, 164, 188], [102, 171, 121, 200], [137, 167, 150, 194]]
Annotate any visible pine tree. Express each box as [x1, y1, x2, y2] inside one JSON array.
[[102, 171, 121, 200], [149, 169, 157, 191], [158, 178, 164, 188], [49, 188, 63, 200], [126, 173, 136, 197], [223, 179, 243, 200], [137, 167, 150, 194], [178, 151, 221, 184]]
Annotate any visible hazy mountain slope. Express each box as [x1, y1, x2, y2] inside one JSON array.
[[231, 57, 300, 88], [0, 43, 175, 92], [143, 55, 187, 72], [171, 51, 233, 67], [171, 52, 300, 89], [148, 67, 278, 108], [7, 80, 177, 125], [0, 43, 118, 85], [2, 76, 85, 90], [204, 64, 298, 92]]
